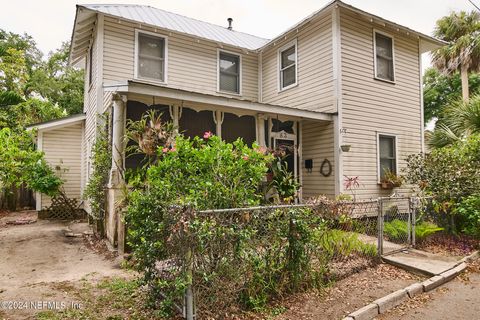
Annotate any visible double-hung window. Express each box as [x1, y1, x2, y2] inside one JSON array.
[[378, 134, 397, 180], [374, 32, 394, 82], [218, 51, 240, 94], [135, 31, 167, 82], [279, 41, 297, 90]]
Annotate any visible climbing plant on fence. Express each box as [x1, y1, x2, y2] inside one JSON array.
[[83, 113, 111, 235]]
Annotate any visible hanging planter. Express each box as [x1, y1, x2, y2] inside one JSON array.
[[340, 144, 351, 152]]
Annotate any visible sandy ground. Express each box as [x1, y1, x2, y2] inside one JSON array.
[[272, 263, 424, 320], [0, 211, 128, 320], [378, 260, 480, 320]]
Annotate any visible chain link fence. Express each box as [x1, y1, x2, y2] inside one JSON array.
[[150, 196, 429, 319]]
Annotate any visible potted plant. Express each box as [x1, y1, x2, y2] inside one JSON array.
[[380, 169, 404, 189]]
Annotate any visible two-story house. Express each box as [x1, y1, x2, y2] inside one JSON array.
[[30, 1, 443, 247]]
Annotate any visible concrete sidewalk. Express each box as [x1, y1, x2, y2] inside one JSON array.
[[382, 249, 459, 276]]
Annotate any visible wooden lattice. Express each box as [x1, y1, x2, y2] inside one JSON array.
[[38, 195, 86, 220]]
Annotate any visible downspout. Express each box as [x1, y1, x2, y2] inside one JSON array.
[[418, 41, 425, 154]]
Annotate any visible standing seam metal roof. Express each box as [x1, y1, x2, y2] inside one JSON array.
[[80, 4, 270, 50]]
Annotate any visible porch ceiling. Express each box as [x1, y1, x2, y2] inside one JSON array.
[[104, 80, 333, 122]]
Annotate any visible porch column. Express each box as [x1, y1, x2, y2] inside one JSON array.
[[109, 94, 126, 187], [107, 93, 126, 254], [214, 110, 224, 138], [257, 113, 266, 147]]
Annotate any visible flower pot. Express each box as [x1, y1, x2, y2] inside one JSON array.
[[381, 182, 394, 189], [340, 144, 351, 152]]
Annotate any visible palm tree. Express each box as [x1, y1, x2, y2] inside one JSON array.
[[428, 94, 480, 148], [432, 11, 480, 101]]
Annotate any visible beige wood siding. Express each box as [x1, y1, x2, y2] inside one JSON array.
[[41, 123, 84, 208], [301, 120, 336, 198], [339, 8, 421, 198], [103, 16, 258, 101], [261, 11, 335, 113]]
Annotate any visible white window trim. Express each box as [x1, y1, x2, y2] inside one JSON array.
[[373, 29, 395, 84], [277, 39, 298, 92], [217, 48, 242, 96], [134, 29, 168, 84], [376, 132, 399, 183]]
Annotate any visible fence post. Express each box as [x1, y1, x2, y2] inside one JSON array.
[[412, 198, 416, 247], [185, 246, 194, 320], [183, 207, 195, 320], [407, 198, 412, 246], [377, 198, 383, 256]]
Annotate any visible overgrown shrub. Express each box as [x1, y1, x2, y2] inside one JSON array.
[[405, 134, 480, 232], [0, 127, 63, 209], [83, 114, 111, 234], [453, 194, 480, 238]]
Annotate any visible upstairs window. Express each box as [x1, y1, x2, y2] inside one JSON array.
[[135, 31, 167, 82], [218, 51, 241, 94], [378, 134, 397, 180], [374, 32, 394, 82], [279, 41, 297, 90]]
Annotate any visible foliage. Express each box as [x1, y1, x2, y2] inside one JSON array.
[[384, 219, 444, 244], [428, 94, 480, 148], [28, 42, 84, 114], [432, 10, 480, 74], [0, 98, 65, 129], [423, 68, 480, 124], [83, 114, 111, 226], [343, 175, 361, 200], [432, 10, 480, 100], [405, 135, 480, 232], [126, 109, 176, 165], [380, 169, 403, 187], [452, 194, 480, 238], [0, 47, 28, 94], [269, 157, 300, 203], [0, 128, 63, 197], [1, 28, 84, 117]]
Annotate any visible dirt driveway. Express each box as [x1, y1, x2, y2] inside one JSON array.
[[0, 211, 129, 320]]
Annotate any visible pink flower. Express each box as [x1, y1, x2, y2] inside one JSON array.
[[203, 131, 213, 139], [242, 155, 249, 161], [162, 147, 169, 153], [169, 147, 176, 152]]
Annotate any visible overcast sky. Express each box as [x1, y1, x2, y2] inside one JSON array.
[[0, 0, 475, 64]]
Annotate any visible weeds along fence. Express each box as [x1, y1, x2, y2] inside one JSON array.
[[152, 200, 382, 319]]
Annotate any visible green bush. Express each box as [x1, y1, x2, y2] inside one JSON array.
[[0, 128, 62, 202], [453, 194, 480, 238], [405, 134, 480, 232], [126, 134, 272, 313], [384, 219, 444, 243]]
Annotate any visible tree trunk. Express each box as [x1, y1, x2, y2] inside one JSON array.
[[461, 64, 469, 101]]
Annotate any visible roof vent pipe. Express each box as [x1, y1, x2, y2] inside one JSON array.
[[227, 18, 233, 30]]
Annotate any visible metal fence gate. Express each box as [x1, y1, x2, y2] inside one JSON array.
[[378, 196, 416, 256]]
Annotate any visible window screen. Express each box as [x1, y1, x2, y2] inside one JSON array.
[[280, 44, 296, 89], [379, 135, 396, 179], [375, 33, 394, 81], [222, 113, 256, 146], [219, 52, 240, 93], [179, 108, 216, 139], [137, 33, 165, 81]]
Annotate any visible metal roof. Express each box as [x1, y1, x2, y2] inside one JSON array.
[[79, 4, 269, 50]]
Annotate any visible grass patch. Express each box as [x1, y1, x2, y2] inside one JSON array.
[[36, 277, 164, 320]]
